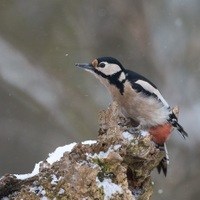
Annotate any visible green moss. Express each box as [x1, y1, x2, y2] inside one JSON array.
[[94, 158, 116, 182]]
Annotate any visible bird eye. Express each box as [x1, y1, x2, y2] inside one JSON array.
[[99, 62, 105, 68]]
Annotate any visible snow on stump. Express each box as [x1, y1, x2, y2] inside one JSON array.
[[0, 102, 164, 200]]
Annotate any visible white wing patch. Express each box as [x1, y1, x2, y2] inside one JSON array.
[[135, 80, 169, 108]]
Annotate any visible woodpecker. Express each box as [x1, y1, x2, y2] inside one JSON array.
[[76, 57, 188, 175]]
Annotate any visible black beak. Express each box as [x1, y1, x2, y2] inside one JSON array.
[[75, 63, 94, 71]]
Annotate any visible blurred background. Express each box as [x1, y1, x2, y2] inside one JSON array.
[[0, 0, 199, 199]]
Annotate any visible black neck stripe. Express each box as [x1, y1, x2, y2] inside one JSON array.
[[94, 69, 126, 95]]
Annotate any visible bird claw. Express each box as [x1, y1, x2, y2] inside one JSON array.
[[126, 126, 140, 134], [125, 126, 143, 139]]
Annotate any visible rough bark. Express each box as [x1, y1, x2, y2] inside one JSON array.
[[0, 102, 163, 200]]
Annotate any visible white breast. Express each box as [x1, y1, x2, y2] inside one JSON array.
[[110, 81, 170, 128]]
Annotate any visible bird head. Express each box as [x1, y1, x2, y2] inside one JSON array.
[[76, 57, 127, 87]]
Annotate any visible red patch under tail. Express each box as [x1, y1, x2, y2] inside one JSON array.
[[149, 123, 173, 145]]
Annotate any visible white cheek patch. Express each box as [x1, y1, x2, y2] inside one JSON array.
[[135, 80, 169, 108], [98, 63, 121, 75]]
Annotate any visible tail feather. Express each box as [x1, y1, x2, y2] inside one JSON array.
[[156, 143, 169, 176], [175, 121, 188, 138], [168, 111, 188, 139]]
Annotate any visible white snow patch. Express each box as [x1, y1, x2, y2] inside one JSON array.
[[96, 177, 122, 199], [113, 144, 121, 151], [41, 197, 48, 200], [86, 146, 113, 159], [15, 142, 77, 180], [122, 131, 134, 141], [86, 145, 122, 160], [122, 130, 149, 142], [58, 188, 65, 195], [80, 160, 99, 169], [140, 130, 149, 137], [47, 142, 77, 164], [30, 185, 46, 196], [82, 140, 97, 145], [15, 161, 42, 180], [51, 174, 62, 185], [1, 197, 9, 200]]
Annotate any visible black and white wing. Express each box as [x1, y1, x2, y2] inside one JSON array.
[[126, 70, 170, 108]]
